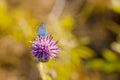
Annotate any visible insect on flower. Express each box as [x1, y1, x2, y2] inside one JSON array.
[[32, 23, 59, 62]]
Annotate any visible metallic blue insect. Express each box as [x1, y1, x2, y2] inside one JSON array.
[[36, 23, 47, 37]]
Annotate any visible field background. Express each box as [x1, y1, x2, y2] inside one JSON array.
[[0, 0, 120, 80]]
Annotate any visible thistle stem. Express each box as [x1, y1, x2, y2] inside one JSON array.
[[38, 62, 46, 80]]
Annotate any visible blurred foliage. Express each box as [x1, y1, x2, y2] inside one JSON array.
[[1, 0, 120, 80], [109, 0, 120, 13]]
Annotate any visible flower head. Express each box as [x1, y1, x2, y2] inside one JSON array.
[[32, 35, 58, 62]]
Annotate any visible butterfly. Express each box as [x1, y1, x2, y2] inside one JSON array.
[[36, 22, 47, 37]]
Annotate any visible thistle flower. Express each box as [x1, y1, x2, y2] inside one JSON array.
[[31, 23, 58, 62]]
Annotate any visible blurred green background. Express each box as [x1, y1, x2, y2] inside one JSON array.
[[1, 0, 120, 80]]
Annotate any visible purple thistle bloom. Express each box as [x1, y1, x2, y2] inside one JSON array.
[[32, 35, 58, 62]]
